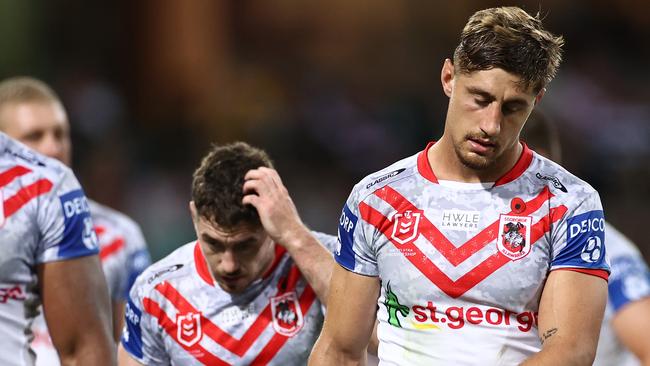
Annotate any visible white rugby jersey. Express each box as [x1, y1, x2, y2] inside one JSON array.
[[32, 199, 151, 366], [122, 232, 337, 365], [0, 132, 99, 366], [336, 142, 609, 366], [593, 222, 649, 366]]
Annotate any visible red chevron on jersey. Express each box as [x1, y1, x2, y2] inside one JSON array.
[[99, 237, 125, 262], [374, 185, 553, 266], [143, 298, 230, 366], [0, 166, 31, 188], [142, 266, 317, 363], [3, 179, 53, 219], [360, 200, 567, 298]]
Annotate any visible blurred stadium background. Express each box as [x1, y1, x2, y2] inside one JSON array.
[[1, 0, 647, 261]]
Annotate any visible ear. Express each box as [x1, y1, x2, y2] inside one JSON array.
[[441, 59, 455, 97], [534, 88, 546, 105], [189, 201, 199, 224]]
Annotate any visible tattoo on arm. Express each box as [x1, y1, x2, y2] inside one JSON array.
[[541, 328, 558, 345]]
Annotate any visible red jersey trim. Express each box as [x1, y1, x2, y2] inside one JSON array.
[[553, 268, 609, 281], [417, 142, 438, 184], [194, 242, 215, 286], [262, 245, 287, 280], [416, 142, 533, 186], [493, 142, 533, 187]]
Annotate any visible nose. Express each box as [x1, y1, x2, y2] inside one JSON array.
[[218, 250, 240, 274], [479, 103, 502, 137]]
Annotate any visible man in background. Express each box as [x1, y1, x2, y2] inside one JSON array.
[[0, 130, 114, 365], [0, 76, 151, 365], [522, 110, 650, 366], [119, 142, 337, 365]]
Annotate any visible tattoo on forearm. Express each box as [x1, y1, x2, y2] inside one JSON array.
[[541, 328, 558, 345]]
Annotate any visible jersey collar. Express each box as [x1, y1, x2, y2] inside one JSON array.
[[417, 141, 533, 187]]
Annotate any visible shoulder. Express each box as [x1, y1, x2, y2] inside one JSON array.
[[529, 153, 597, 196], [130, 242, 195, 296], [604, 222, 641, 257], [88, 200, 147, 248], [1, 133, 76, 191], [348, 151, 420, 205]]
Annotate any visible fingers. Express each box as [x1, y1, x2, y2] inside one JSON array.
[[241, 193, 260, 208], [244, 167, 283, 189]]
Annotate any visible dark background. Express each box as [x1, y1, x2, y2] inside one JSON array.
[[2, 0, 647, 260]]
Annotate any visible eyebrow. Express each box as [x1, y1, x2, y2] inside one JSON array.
[[466, 86, 530, 107], [201, 233, 257, 247]]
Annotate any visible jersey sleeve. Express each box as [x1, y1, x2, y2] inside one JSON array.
[[606, 227, 650, 312], [37, 168, 99, 263], [121, 277, 169, 365], [334, 188, 379, 276], [118, 220, 152, 301], [549, 190, 610, 275]]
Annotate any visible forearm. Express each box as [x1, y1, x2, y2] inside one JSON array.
[[59, 335, 116, 366], [520, 340, 595, 366], [309, 336, 367, 366], [281, 226, 334, 304]]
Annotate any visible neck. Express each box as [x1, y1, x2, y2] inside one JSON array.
[[428, 136, 522, 183]]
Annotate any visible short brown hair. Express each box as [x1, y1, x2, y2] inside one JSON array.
[[191, 142, 274, 229], [453, 7, 564, 93], [0, 76, 61, 106]]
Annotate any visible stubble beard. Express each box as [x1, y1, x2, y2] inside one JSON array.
[[454, 140, 498, 171]]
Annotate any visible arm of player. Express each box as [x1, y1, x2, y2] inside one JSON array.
[[113, 301, 126, 342], [242, 167, 334, 304], [308, 264, 380, 365], [520, 270, 607, 366], [39, 256, 116, 366], [611, 297, 650, 365], [118, 343, 145, 366]]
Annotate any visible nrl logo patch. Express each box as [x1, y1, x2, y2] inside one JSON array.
[[535, 173, 567, 193], [497, 215, 533, 260], [391, 210, 422, 245], [271, 291, 304, 337], [176, 312, 202, 347]]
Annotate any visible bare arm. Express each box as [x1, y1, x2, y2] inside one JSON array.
[[520, 270, 607, 366], [611, 297, 650, 365], [242, 167, 334, 304], [39, 255, 116, 366], [118, 343, 145, 366], [309, 264, 380, 365], [112, 301, 126, 342]]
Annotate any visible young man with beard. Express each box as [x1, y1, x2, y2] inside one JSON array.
[[119, 142, 337, 365], [310, 6, 609, 366]]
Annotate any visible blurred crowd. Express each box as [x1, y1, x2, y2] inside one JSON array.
[[1, 0, 647, 260]]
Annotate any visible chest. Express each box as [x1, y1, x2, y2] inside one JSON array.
[[369, 184, 556, 309], [155, 267, 322, 365]]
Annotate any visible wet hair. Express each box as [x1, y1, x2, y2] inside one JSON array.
[[0, 76, 61, 106], [453, 6, 564, 93], [520, 109, 562, 162], [191, 141, 274, 229]]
